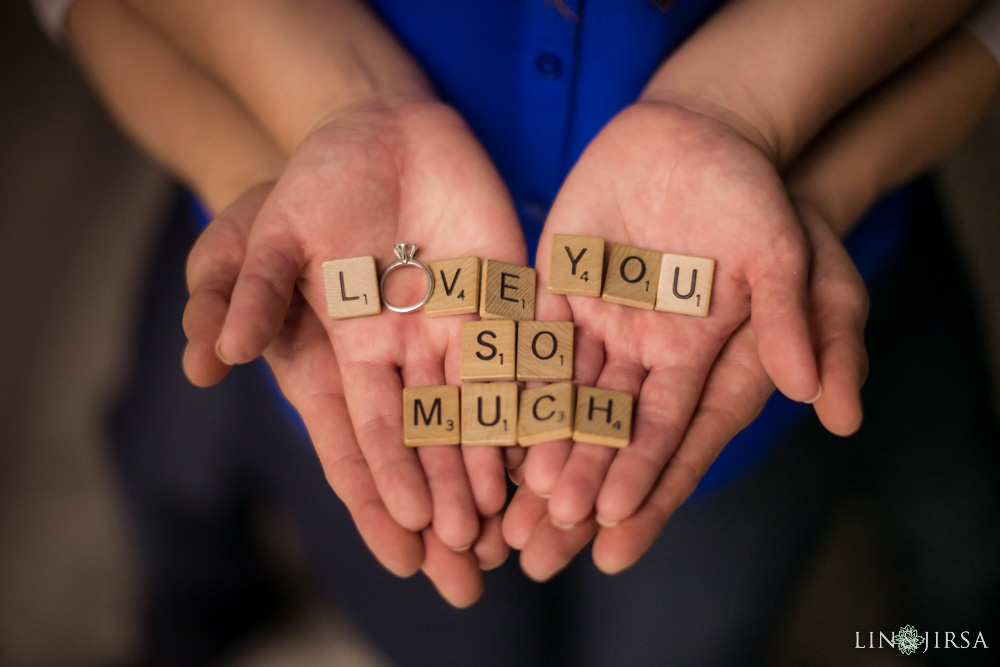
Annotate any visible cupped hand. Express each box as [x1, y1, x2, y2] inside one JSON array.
[[521, 100, 824, 531], [504, 196, 868, 579], [184, 184, 510, 607], [213, 101, 527, 556]]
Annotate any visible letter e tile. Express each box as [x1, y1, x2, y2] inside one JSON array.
[[480, 260, 536, 320]]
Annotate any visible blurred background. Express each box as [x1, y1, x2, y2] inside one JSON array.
[[1, 1, 998, 665]]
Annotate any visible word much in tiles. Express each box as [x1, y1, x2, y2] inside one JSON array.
[[403, 382, 632, 448]]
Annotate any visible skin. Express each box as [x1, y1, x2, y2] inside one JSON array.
[[503, 27, 1000, 581], [521, 101, 820, 531]]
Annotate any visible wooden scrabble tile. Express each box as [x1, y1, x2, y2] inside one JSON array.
[[403, 385, 460, 446], [548, 234, 605, 297], [655, 253, 715, 317], [479, 259, 536, 320], [425, 256, 480, 317], [461, 382, 518, 446], [516, 321, 574, 382], [601, 243, 662, 310], [461, 320, 517, 382], [322, 256, 381, 319], [573, 386, 633, 448], [518, 381, 575, 446]]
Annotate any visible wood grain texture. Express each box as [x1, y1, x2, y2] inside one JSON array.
[[655, 253, 715, 317], [403, 385, 460, 446], [601, 243, 662, 310], [461, 382, 518, 446], [479, 259, 536, 320], [425, 256, 480, 317], [548, 234, 605, 297], [516, 321, 574, 382], [573, 386, 633, 448], [322, 256, 381, 319], [518, 381, 575, 446], [461, 320, 517, 382]]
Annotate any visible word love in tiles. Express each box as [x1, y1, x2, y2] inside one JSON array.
[[322, 255, 536, 320], [548, 234, 715, 317], [460, 320, 573, 383], [403, 382, 633, 448]]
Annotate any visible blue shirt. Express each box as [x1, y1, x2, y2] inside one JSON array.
[[191, 0, 911, 497]]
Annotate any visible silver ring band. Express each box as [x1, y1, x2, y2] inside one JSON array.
[[380, 243, 434, 313]]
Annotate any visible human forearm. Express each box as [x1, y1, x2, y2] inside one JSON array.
[[786, 29, 1000, 236], [67, 0, 285, 213], [121, 0, 435, 152], [643, 0, 976, 166]]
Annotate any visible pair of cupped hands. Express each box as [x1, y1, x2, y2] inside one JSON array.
[[181, 96, 868, 607]]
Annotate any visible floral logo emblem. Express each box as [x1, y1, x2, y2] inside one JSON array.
[[896, 625, 925, 655]]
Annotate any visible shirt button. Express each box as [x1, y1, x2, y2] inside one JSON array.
[[523, 198, 549, 224], [535, 52, 564, 79]]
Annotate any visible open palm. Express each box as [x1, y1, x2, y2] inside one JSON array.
[[522, 101, 821, 529], [506, 196, 868, 578], [185, 185, 510, 606], [215, 101, 527, 554]]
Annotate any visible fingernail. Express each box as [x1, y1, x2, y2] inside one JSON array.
[[804, 386, 823, 404], [539, 493, 551, 499], [596, 515, 618, 528], [551, 518, 576, 531], [451, 543, 472, 553], [214, 339, 233, 366]]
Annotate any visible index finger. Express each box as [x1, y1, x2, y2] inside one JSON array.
[[591, 323, 771, 574], [265, 304, 425, 577]]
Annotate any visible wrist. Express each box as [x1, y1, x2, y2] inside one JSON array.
[[301, 86, 439, 144], [639, 86, 781, 165]]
